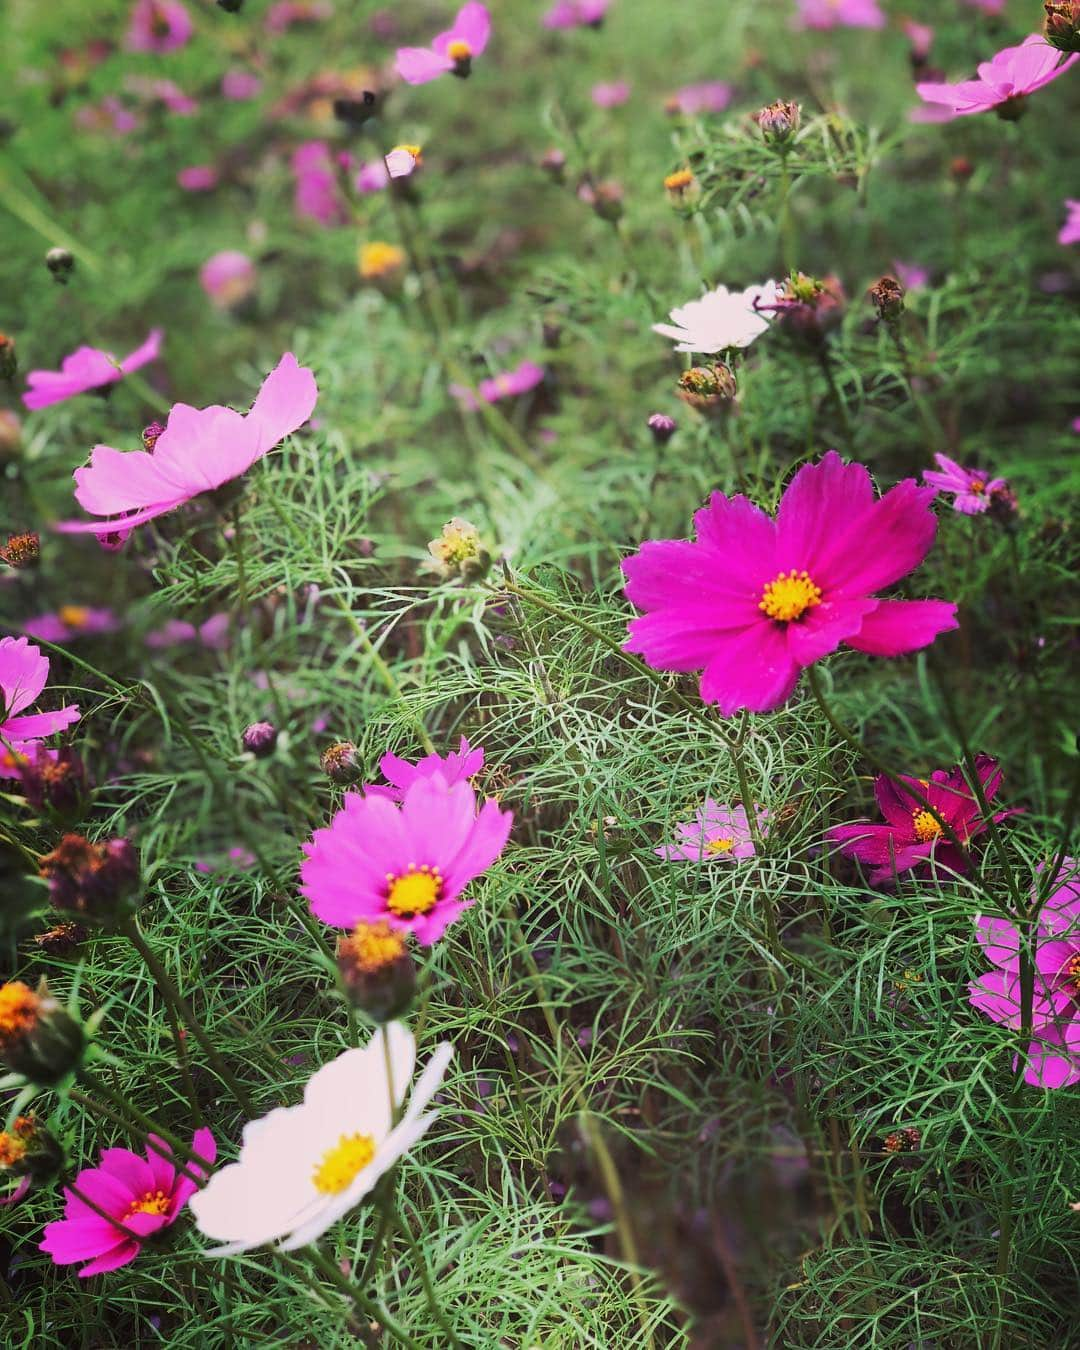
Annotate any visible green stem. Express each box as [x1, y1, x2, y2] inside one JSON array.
[[391, 1200, 465, 1350], [71, 1083, 212, 1185], [298, 1245, 422, 1350], [331, 596, 435, 755]]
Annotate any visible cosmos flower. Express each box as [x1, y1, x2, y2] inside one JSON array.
[[189, 1024, 451, 1253], [652, 281, 780, 354], [591, 80, 630, 107], [74, 98, 140, 137], [961, 0, 1005, 12], [395, 2, 491, 85], [40, 1129, 215, 1277], [892, 259, 929, 291], [1059, 199, 1080, 245], [664, 82, 732, 116], [367, 736, 484, 801], [291, 141, 347, 227], [57, 353, 317, 543], [0, 637, 81, 779], [199, 251, 257, 310], [22, 331, 163, 411], [126, 0, 193, 53], [177, 165, 218, 192], [127, 77, 197, 116], [542, 0, 610, 29], [354, 146, 419, 193], [923, 454, 1009, 516], [903, 20, 934, 63], [794, 0, 885, 29], [145, 612, 230, 650], [828, 755, 1015, 884], [300, 773, 512, 944], [22, 607, 120, 643], [656, 800, 767, 862], [265, 1, 332, 34], [221, 70, 263, 101], [622, 453, 959, 716], [916, 35, 1078, 119], [969, 859, 1080, 1088], [449, 360, 544, 410]]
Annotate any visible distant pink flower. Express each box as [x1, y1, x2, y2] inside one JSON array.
[[395, 3, 491, 85], [829, 755, 1015, 884], [367, 736, 484, 801], [923, 454, 1008, 516], [450, 361, 544, 411], [665, 82, 732, 116], [1073, 417, 1080, 434], [40, 1129, 214, 1277], [354, 147, 418, 193], [146, 611, 230, 650], [902, 20, 934, 63], [656, 800, 767, 862], [591, 80, 630, 107], [23, 607, 120, 643], [265, 1, 332, 34], [129, 77, 197, 115], [794, 0, 885, 30], [969, 859, 1080, 1089], [195, 846, 255, 874], [177, 165, 218, 192], [291, 141, 346, 227], [126, 0, 193, 53], [301, 773, 512, 944], [916, 35, 1078, 119], [199, 251, 257, 310], [221, 70, 263, 101], [1059, 199, 1080, 246], [892, 259, 929, 291], [622, 452, 959, 716], [75, 97, 139, 137], [57, 353, 317, 543], [961, 0, 1005, 13], [0, 637, 81, 779], [542, 1, 609, 30], [23, 331, 163, 411]]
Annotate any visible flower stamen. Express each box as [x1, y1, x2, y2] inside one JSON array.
[[705, 837, 735, 855], [759, 569, 822, 623], [911, 809, 943, 843], [385, 864, 442, 918], [312, 1133, 376, 1194]]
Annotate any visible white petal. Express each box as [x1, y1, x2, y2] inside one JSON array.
[[403, 1043, 454, 1124]]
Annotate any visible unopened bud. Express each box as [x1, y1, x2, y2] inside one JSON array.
[[950, 156, 974, 183], [663, 168, 700, 207], [40, 834, 140, 920], [755, 100, 800, 145], [676, 363, 737, 416], [45, 248, 75, 283], [142, 420, 166, 451], [337, 921, 416, 1022], [540, 148, 567, 182], [578, 178, 624, 222], [0, 1113, 64, 1183], [17, 745, 89, 817], [1045, 2, 1080, 53], [0, 981, 85, 1085], [0, 531, 40, 569], [320, 741, 362, 786], [646, 412, 677, 445], [868, 275, 904, 323], [0, 409, 22, 460], [0, 334, 16, 382], [242, 721, 277, 757]]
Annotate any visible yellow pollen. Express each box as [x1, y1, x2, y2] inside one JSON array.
[[911, 810, 943, 843], [970, 480, 986, 494], [393, 143, 423, 163], [386, 865, 441, 918], [359, 241, 406, 281], [0, 982, 39, 1046], [57, 605, 90, 629], [312, 1133, 376, 1194], [705, 837, 735, 855], [664, 169, 694, 192], [759, 569, 823, 623], [125, 1189, 171, 1219], [341, 921, 406, 973], [0, 1133, 27, 1168], [447, 39, 472, 61], [1065, 954, 1080, 992]]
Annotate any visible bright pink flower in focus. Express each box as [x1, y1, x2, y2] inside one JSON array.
[[265, 0, 332, 34], [916, 35, 1078, 119], [623, 453, 958, 716], [395, 3, 491, 85], [40, 1129, 214, 1277], [0, 637, 81, 779], [367, 736, 484, 801], [126, 0, 193, 53], [969, 859, 1080, 1089], [23, 331, 162, 412], [1059, 199, 1080, 246], [23, 607, 120, 643], [301, 773, 512, 944], [543, 1, 610, 30], [923, 453, 1008, 516], [794, 0, 885, 30], [450, 361, 544, 411], [291, 141, 347, 227], [199, 251, 257, 310], [665, 82, 732, 116], [177, 165, 218, 192], [656, 800, 767, 862], [591, 80, 630, 107], [829, 755, 1015, 884], [57, 353, 317, 543], [221, 70, 263, 101]]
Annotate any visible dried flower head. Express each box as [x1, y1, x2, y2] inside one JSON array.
[[320, 741, 363, 786], [0, 532, 40, 569], [426, 517, 491, 581], [39, 834, 140, 920], [1046, 2, 1080, 53], [0, 980, 84, 1084], [869, 275, 905, 323], [676, 363, 737, 415]]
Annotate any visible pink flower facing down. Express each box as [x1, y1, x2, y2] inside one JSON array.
[[450, 361, 544, 411], [300, 773, 512, 945], [591, 80, 630, 108], [126, 0, 193, 53], [923, 453, 1008, 516], [916, 35, 1078, 119], [1059, 200, 1080, 246], [665, 82, 733, 116], [57, 353, 317, 543], [291, 141, 347, 227], [23, 331, 163, 412], [23, 606, 120, 643], [395, 3, 491, 85], [40, 1129, 214, 1277], [622, 453, 958, 716], [892, 259, 929, 291], [970, 860, 1080, 1089], [367, 736, 484, 801], [828, 755, 1014, 884], [0, 637, 81, 778], [794, 0, 885, 30], [543, 0, 610, 29], [199, 251, 257, 310], [656, 800, 767, 862]]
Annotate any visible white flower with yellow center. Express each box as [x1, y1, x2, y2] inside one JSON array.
[[190, 1023, 452, 1255], [652, 280, 780, 354]]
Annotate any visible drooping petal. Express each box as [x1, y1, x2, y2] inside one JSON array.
[[246, 353, 319, 453], [845, 599, 958, 656]]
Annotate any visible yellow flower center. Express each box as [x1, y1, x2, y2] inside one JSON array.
[[386, 865, 442, 918], [1064, 953, 1080, 993], [312, 1133, 376, 1194], [393, 142, 423, 163], [0, 982, 39, 1047], [57, 605, 90, 629], [911, 810, 943, 843], [447, 39, 472, 61], [970, 480, 986, 494], [759, 569, 822, 623], [340, 921, 406, 973], [0, 1133, 27, 1168], [359, 241, 406, 280], [125, 1189, 171, 1220], [705, 837, 735, 855], [664, 169, 694, 192]]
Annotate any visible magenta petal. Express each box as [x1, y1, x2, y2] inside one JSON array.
[[785, 597, 876, 666], [698, 622, 801, 715], [455, 1, 491, 53], [395, 47, 453, 83], [845, 599, 958, 656], [246, 353, 319, 450], [97, 1148, 155, 1199], [773, 453, 874, 577], [975, 914, 1020, 968], [77, 1240, 141, 1277]]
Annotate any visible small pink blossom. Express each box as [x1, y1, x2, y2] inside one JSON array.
[[177, 165, 218, 192], [129, 78, 197, 115], [591, 79, 630, 107], [902, 20, 934, 63], [961, 0, 1005, 13], [665, 82, 732, 116], [656, 800, 767, 862], [199, 251, 257, 310], [354, 147, 418, 194], [126, 0, 193, 53], [923, 453, 1008, 516], [367, 736, 484, 801], [916, 35, 1078, 119], [221, 70, 263, 101], [449, 361, 544, 411], [291, 141, 347, 227], [395, 3, 491, 85], [0, 637, 81, 779], [892, 259, 929, 291], [23, 607, 120, 644], [23, 331, 163, 411], [75, 98, 139, 137], [1059, 199, 1080, 246], [265, 1, 332, 34], [195, 846, 256, 874], [542, 1, 610, 30], [794, 0, 885, 30], [146, 612, 231, 650]]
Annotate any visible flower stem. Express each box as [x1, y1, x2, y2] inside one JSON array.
[[294, 1244, 423, 1350], [70, 1083, 211, 1186]]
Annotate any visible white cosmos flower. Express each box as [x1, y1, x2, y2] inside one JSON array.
[[651, 280, 781, 353], [190, 1023, 452, 1255]]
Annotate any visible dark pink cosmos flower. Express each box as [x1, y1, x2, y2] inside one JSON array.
[[126, 0, 193, 53], [591, 80, 630, 108], [449, 361, 544, 411], [22, 607, 120, 643], [265, 0, 332, 34], [543, 0, 610, 28], [0, 637, 80, 779], [664, 82, 732, 116], [57, 353, 317, 543], [395, 3, 491, 85], [970, 859, 1080, 1089], [221, 70, 262, 101], [916, 35, 1078, 119], [794, 0, 885, 30], [127, 77, 198, 115], [145, 612, 230, 649], [23, 331, 162, 411], [291, 141, 347, 227], [40, 1129, 214, 1277], [1059, 199, 1080, 246], [177, 165, 217, 192], [828, 755, 1015, 884], [301, 773, 512, 945], [367, 736, 484, 801], [622, 453, 958, 716], [923, 454, 1009, 516], [656, 800, 767, 862]]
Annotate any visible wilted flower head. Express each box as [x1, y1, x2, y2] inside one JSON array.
[[395, 3, 491, 84], [653, 280, 779, 354], [200, 251, 257, 311], [794, 0, 885, 29], [916, 35, 1078, 120], [40, 834, 140, 919], [765, 272, 846, 344], [0, 1114, 64, 1200], [664, 82, 732, 116], [869, 275, 905, 322], [1045, 2, 1080, 53], [923, 453, 1011, 516], [16, 745, 88, 817], [656, 800, 768, 862], [22, 331, 162, 411], [676, 363, 738, 416], [0, 637, 80, 778], [0, 981, 84, 1084], [337, 922, 416, 1021], [0, 532, 40, 569], [755, 100, 801, 144], [543, 0, 610, 29], [126, 0, 193, 52]]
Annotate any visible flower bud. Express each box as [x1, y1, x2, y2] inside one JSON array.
[[45, 248, 75, 283], [949, 156, 974, 184], [676, 363, 737, 416], [426, 517, 491, 582], [868, 275, 904, 323], [142, 420, 166, 450], [772, 272, 846, 346], [0, 334, 17, 382], [320, 741, 362, 786], [242, 721, 278, 757], [540, 148, 567, 182], [883, 1127, 921, 1155], [578, 179, 624, 222], [337, 922, 416, 1023], [1045, 2, 1080, 53], [39, 834, 140, 920], [0, 981, 85, 1084], [0, 531, 40, 569], [755, 100, 800, 145], [646, 412, 677, 445], [0, 409, 22, 460], [17, 745, 89, 818], [663, 168, 700, 207], [0, 1113, 64, 1183]]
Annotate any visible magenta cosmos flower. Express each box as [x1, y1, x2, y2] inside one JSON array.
[[300, 773, 512, 944], [543, 0, 610, 29], [794, 0, 885, 30], [656, 800, 767, 862], [126, 0, 193, 53], [923, 453, 1009, 516], [0, 637, 80, 779], [591, 80, 630, 108], [395, 3, 491, 85], [40, 1128, 214, 1277], [622, 453, 958, 716], [23, 606, 120, 643], [1059, 200, 1080, 246], [146, 612, 230, 650], [221, 70, 262, 101], [199, 251, 257, 311], [449, 360, 544, 411], [23, 331, 162, 412], [665, 82, 732, 116], [916, 35, 1078, 119], [367, 736, 484, 801], [57, 353, 317, 543], [291, 141, 347, 227], [828, 755, 1014, 884], [970, 859, 1080, 1089], [177, 165, 218, 192]]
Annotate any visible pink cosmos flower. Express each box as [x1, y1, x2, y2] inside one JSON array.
[[961, 0, 1005, 13], [623, 453, 958, 716], [367, 736, 484, 801], [265, 0, 332, 34], [23, 331, 163, 411], [221, 70, 263, 101], [892, 259, 929, 291], [916, 35, 1078, 119], [40, 1129, 214, 1277], [656, 800, 767, 862], [57, 353, 317, 543], [665, 82, 733, 116], [794, 0, 885, 30], [291, 141, 347, 227], [543, 0, 610, 28], [1059, 199, 1080, 246], [128, 77, 198, 115], [591, 80, 630, 108], [828, 755, 1015, 884], [146, 612, 230, 649], [199, 251, 257, 310], [354, 147, 419, 194], [0, 637, 81, 780], [195, 846, 256, 874], [449, 361, 544, 411], [902, 20, 934, 63], [300, 773, 512, 944], [75, 98, 140, 137], [177, 165, 218, 192], [126, 0, 193, 53], [923, 453, 1008, 516], [969, 859, 1080, 1089], [23, 607, 120, 643], [395, 3, 491, 85]]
